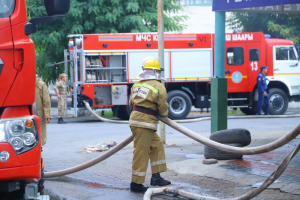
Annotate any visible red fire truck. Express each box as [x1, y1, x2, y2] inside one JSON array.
[[67, 32, 300, 119], [0, 0, 69, 199]]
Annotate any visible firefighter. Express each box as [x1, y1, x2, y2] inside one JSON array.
[[35, 75, 51, 146], [54, 73, 68, 124], [129, 57, 171, 192], [257, 65, 269, 115]]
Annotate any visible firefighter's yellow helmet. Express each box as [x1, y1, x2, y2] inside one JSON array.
[[142, 57, 163, 71]]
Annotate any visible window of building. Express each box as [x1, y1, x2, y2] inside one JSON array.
[[249, 49, 259, 61], [227, 47, 244, 65], [186, 0, 193, 5]]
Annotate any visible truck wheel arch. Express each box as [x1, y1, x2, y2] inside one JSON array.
[[253, 80, 291, 101], [268, 80, 291, 99]]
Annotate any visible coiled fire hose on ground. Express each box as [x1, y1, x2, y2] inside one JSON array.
[[44, 102, 300, 200]]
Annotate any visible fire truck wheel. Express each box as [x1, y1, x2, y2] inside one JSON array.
[[167, 90, 192, 119], [268, 88, 289, 115], [117, 105, 131, 120], [240, 106, 257, 115]]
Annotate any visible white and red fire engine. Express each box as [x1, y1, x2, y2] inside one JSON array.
[[65, 32, 300, 119]]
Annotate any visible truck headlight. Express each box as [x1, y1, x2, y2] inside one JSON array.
[[6, 120, 25, 136], [23, 133, 36, 146], [0, 151, 10, 162], [9, 137, 23, 151], [0, 117, 39, 154]]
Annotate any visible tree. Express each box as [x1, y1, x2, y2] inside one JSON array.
[[26, 0, 187, 84], [227, 12, 300, 43]]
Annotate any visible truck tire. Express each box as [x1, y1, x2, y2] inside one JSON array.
[[240, 102, 257, 115], [268, 88, 289, 115], [117, 105, 131, 120], [204, 143, 243, 160], [210, 128, 251, 146], [167, 90, 192, 119]]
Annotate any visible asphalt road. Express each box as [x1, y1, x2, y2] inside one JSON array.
[[43, 115, 300, 200]]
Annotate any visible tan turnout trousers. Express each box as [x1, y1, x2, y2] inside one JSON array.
[[131, 127, 167, 184]]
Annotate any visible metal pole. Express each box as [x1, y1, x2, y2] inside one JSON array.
[[214, 11, 225, 78], [64, 49, 68, 115], [73, 41, 78, 118], [158, 0, 166, 144], [211, 11, 227, 133]]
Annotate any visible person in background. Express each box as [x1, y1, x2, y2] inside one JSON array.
[[35, 74, 51, 146], [54, 73, 68, 124], [257, 65, 269, 115]]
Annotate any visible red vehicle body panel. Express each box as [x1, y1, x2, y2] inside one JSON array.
[[0, 108, 41, 182], [0, 0, 35, 107], [0, 0, 41, 185], [82, 33, 212, 50], [224, 32, 268, 93], [84, 84, 114, 107]]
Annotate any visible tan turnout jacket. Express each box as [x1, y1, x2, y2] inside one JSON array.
[[35, 75, 51, 120], [129, 80, 169, 131], [35, 75, 51, 146]]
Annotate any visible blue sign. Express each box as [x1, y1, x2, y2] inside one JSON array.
[[213, 0, 300, 11]]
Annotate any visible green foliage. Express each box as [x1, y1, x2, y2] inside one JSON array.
[[27, 0, 187, 84], [227, 12, 300, 43]]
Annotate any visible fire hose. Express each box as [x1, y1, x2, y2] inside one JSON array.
[[44, 102, 300, 200]]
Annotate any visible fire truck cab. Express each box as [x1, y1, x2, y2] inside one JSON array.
[[225, 32, 300, 115], [67, 32, 300, 119], [0, 0, 69, 199]]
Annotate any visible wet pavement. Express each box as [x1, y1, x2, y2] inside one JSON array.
[[43, 112, 300, 200]]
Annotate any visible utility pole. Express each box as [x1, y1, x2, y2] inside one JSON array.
[[211, 11, 227, 133], [158, 0, 166, 144]]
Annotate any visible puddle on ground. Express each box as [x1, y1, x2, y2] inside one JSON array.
[[46, 175, 128, 191], [171, 152, 204, 159]]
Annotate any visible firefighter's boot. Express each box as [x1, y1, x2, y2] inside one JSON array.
[[130, 182, 149, 192], [61, 118, 67, 124], [150, 173, 171, 186], [58, 118, 64, 124]]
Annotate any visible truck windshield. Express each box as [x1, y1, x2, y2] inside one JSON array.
[[0, 0, 15, 18]]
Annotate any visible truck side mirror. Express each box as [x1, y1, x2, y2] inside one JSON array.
[[25, 0, 70, 35], [44, 0, 70, 16]]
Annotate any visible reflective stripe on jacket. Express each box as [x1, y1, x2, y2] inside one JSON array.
[[129, 80, 169, 131]]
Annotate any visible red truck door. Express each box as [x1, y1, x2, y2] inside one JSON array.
[[0, 1, 17, 107], [225, 43, 249, 93], [246, 41, 266, 92]]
